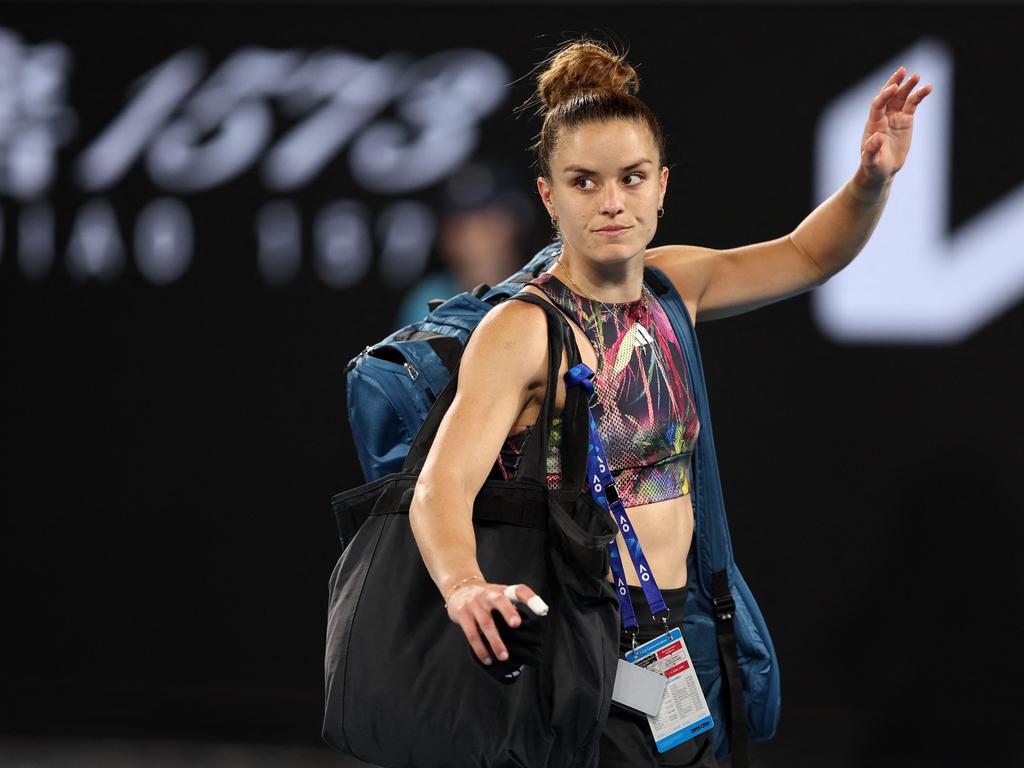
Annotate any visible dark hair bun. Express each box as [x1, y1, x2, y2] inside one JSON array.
[[536, 40, 639, 112]]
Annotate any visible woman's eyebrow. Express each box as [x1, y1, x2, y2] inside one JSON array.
[[561, 159, 653, 174]]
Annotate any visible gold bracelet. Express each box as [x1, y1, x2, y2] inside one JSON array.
[[443, 575, 483, 609]]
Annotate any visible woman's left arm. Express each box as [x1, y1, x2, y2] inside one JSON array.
[[648, 66, 932, 322]]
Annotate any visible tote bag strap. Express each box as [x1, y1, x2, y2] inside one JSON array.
[[502, 292, 589, 498], [401, 290, 585, 489]]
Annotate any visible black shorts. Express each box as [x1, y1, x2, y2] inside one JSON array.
[[598, 584, 720, 768]]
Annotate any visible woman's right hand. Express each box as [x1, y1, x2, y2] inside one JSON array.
[[446, 582, 545, 665]]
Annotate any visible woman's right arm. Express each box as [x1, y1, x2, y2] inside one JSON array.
[[409, 299, 550, 666]]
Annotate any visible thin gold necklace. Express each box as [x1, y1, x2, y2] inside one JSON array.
[[555, 260, 650, 324]]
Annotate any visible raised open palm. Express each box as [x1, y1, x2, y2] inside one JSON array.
[[860, 66, 933, 183]]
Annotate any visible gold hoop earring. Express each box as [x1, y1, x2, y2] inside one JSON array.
[[657, 207, 665, 218]]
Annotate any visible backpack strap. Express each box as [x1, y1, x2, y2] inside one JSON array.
[[481, 241, 563, 304], [712, 571, 749, 768], [644, 266, 749, 768]]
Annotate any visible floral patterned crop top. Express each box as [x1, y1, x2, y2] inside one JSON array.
[[494, 272, 700, 506]]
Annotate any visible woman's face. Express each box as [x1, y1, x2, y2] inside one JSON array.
[[537, 118, 669, 267]]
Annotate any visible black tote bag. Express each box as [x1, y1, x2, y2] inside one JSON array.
[[324, 294, 621, 768]]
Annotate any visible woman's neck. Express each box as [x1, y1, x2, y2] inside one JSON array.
[[551, 243, 646, 303]]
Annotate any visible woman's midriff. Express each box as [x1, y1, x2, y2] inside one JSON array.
[[508, 283, 697, 591], [603, 491, 694, 591]]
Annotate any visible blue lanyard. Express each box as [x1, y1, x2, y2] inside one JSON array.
[[564, 363, 669, 636]]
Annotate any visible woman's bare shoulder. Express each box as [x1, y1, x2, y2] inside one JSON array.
[[465, 292, 551, 391]]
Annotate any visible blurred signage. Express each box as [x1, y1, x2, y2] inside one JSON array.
[[0, 26, 510, 287], [814, 38, 1024, 343]]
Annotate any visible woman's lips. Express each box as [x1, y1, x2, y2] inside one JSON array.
[[595, 226, 631, 237]]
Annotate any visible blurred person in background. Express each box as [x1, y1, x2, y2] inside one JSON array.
[[393, 158, 536, 329]]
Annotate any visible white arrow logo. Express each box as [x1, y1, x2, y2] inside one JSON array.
[[813, 38, 1024, 344]]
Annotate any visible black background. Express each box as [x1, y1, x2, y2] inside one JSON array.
[[2, 4, 1023, 766]]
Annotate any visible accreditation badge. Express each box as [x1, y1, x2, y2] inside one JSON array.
[[624, 627, 715, 752]]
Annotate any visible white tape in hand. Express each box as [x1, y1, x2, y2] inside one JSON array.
[[504, 584, 549, 616]]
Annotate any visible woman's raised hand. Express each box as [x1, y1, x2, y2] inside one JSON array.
[[859, 66, 933, 184], [446, 581, 546, 666]]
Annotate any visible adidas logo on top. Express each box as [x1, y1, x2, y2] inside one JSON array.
[[634, 324, 654, 347]]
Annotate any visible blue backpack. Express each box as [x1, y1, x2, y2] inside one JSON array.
[[342, 241, 781, 765]]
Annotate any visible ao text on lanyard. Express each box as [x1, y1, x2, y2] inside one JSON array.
[[564, 363, 671, 648]]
